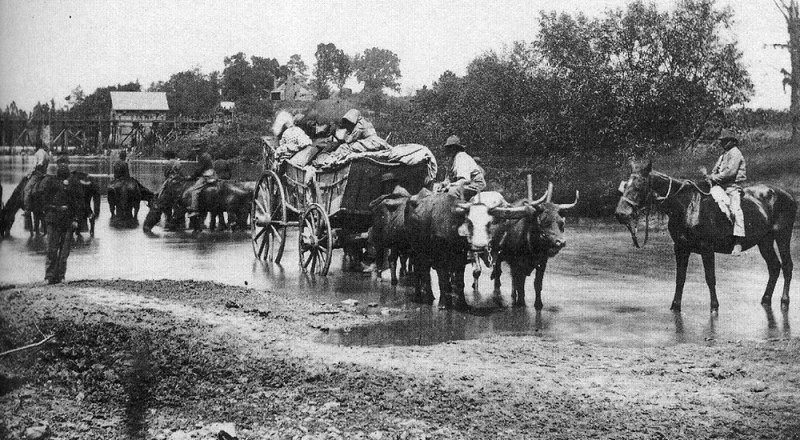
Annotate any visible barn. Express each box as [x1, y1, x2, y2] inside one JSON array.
[[110, 92, 170, 146]]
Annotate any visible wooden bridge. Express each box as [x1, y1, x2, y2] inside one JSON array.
[[0, 116, 213, 152]]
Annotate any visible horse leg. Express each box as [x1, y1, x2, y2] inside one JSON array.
[[776, 231, 793, 309], [671, 245, 691, 312], [700, 251, 719, 313], [533, 260, 548, 311], [758, 237, 782, 307]]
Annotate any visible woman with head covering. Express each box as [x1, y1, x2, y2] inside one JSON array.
[[271, 110, 319, 167]]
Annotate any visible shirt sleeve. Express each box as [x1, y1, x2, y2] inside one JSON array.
[[709, 149, 743, 185], [451, 153, 479, 181]]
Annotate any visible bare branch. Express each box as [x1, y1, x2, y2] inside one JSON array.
[[775, 0, 790, 21], [0, 334, 54, 357]]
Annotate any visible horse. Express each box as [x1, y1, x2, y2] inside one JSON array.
[[108, 176, 155, 221], [615, 161, 796, 312], [143, 175, 251, 233], [2, 172, 100, 238]]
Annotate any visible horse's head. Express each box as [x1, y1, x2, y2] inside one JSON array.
[[615, 160, 653, 248]]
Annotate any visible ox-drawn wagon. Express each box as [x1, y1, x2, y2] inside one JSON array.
[[251, 137, 435, 276]]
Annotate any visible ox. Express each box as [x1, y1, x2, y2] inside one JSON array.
[[489, 183, 579, 309], [406, 190, 517, 310], [369, 185, 414, 285]]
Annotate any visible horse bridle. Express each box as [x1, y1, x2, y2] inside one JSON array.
[[622, 171, 683, 247]]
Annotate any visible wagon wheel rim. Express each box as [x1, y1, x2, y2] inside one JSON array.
[[251, 171, 287, 263], [298, 203, 333, 276]]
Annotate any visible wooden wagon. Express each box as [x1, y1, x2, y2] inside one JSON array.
[[251, 139, 432, 275]]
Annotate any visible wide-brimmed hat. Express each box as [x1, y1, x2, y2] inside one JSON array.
[[443, 135, 465, 151], [718, 129, 737, 141]]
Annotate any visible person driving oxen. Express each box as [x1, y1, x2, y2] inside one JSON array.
[[700, 128, 746, 254], [112, 150, 131, 180], [438, 135, 486, 201]]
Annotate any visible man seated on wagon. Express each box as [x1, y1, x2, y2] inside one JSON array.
[[112, 150, 131, 180]]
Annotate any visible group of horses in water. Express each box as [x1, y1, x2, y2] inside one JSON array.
[[0, 159, 795, 313]]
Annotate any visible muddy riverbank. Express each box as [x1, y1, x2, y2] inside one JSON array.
[[1, 279, 799, 439]]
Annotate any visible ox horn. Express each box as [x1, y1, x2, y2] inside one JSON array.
[[557, 190, 580, 210], [545, 182, 554, 203], [527, 188, 548, 207]]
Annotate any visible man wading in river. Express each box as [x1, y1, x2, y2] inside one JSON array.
[[41, 155, 82, 284]]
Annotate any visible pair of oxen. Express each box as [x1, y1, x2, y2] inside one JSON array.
[[142, 174, 253, 233], [370, 182, 578, 310], [373, 160, 797, 313], [1, 171, 101, 238]]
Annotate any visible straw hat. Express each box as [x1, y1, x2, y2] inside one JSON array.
[[443, 135, 465, 151]]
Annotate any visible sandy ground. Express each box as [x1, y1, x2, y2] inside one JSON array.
[[1, 279, 799, 440]]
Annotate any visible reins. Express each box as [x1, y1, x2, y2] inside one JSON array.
[[637, 171, 686, 247]]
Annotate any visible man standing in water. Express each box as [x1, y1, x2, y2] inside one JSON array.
[[40, 155, 83, 284]]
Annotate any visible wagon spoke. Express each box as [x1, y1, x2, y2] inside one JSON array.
[[253, 226, 267, 240], [257, 232, 269, 258], [303, 252, 314, 269]]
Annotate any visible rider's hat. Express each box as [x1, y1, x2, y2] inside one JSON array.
[[718, 129, 738, 141], [443, 135, 465, 151]]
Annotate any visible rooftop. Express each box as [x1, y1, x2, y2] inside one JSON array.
[[110, 92, 169, 111]]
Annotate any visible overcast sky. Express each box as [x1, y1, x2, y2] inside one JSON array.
[[0, 0, 791, 111]]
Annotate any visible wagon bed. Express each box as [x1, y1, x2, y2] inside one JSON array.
[[251, 146, 432, 276]]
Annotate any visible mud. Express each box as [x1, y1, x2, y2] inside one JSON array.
[[1, 279, 799, 439]]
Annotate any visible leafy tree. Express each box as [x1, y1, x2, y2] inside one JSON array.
[[314, 43, 340, 99], [251, 56, 281, 99], [222, 52, 254, 101], [149, 68, 220, 117], [332, 50, 352, 90], [285, 54, 308, 79], [353, 47, 402, 92], [68, 81, 141, 119]]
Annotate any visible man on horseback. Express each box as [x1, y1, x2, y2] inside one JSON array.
[[187, 152, 216, 225], [23, 140, 51, 216], [702, 129, 746, 254], [112, 150, 130, 180]]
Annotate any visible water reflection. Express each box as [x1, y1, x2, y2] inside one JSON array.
[[763, 304, 792, 340]]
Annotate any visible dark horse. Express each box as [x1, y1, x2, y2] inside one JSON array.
[[615, 161, 796, 312], [143, 176, 251, 233], [2, 172, 101, 237], [108, 176, 155, 221]]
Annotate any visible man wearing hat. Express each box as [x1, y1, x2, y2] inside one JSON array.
[[112, 149, 131, 180], [40, 154, 83, 284], [440, 135, 486, 201], [702, 128, 747, 254], [187, 151, 216, 225]]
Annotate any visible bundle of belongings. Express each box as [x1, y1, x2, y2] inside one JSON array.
[[268, 110, 438, 186]]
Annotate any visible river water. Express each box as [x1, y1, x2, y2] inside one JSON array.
[[1, 156, 797, 348]]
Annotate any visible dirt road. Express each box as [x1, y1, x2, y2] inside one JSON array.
[[1, 279, 799, 439]]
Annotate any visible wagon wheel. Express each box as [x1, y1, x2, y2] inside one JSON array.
[[251, 171, 287, 263], [298, 203, 333, 276]]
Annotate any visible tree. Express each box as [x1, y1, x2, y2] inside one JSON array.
[[353, 47, 402, 92], [222, 52, 254, 101], [314, 43, 340, 99], [286, 54, 308, 79], [251, 56, 281, 99], [332, 50, 352, 90], [773, 0, 800, 143], [150, 68, 220, 117]]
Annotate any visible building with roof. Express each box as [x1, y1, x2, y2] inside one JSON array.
[[110, 92, 169, 146], [271, 76, 314, 102]]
